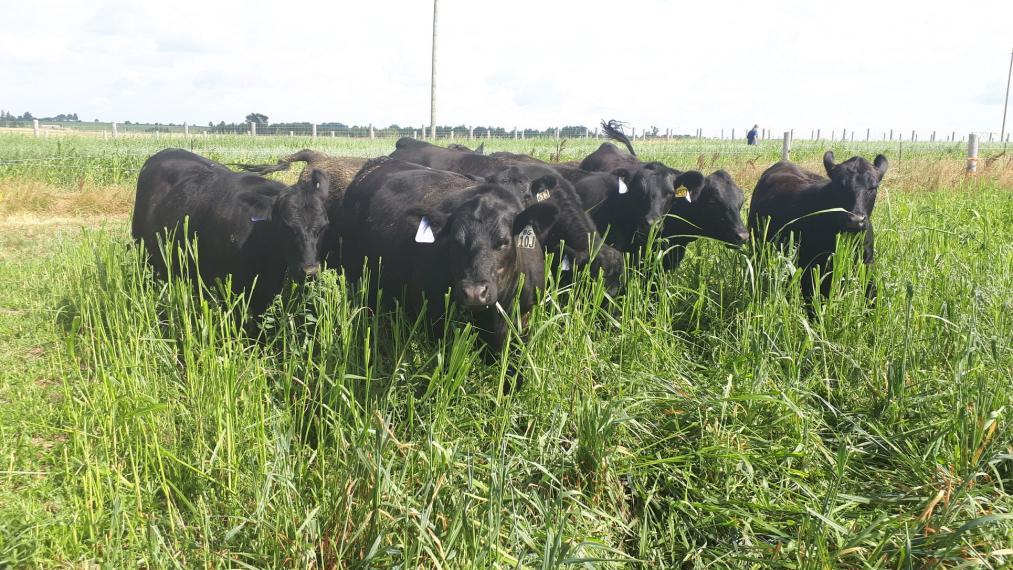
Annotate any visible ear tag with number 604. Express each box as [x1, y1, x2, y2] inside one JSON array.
[[517, 225, 537, 249], [536, 190, 551, 202]]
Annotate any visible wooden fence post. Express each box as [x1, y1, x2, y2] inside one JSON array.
[[487, 127, 492, 140], [866, 128, 870, 142], [889, 129, 893, 141], [250, 122, 256, 136], [816, 128, 820, 140], [731, 128, 735, 140], [32, 119, 39, 137], [966, 134, 978, 174], [112, 122, 118, 138], [369, 124, 375, 139], [468, 126, 474, 140], [514, 127, 518, 140], [782, 131, 791, 161], [184, 122, 189, 137], [312, 123, 317, 138]]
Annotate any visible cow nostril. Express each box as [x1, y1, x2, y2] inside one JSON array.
[[737, 230, 750, 243], [303, 265, 319, 276]]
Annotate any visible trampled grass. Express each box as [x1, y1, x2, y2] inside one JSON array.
[[0, 135, 1011, 567]]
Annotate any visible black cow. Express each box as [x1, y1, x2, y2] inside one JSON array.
[[132, 148, 329, 316], [341, 157, 558, 354], [748, 150, 888, 300], [659, 170, 750, 268], [390, 138, 625, 295], [578, 121, 683, 246]]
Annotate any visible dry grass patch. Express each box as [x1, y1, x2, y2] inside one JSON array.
[[0, 179, 133, 217]]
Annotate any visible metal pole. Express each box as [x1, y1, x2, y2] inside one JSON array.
[[429, 0, 438, 139], [1001, 49, 1012, 149]]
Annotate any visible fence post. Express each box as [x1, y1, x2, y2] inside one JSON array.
[[931, 131, 936, 142], [721, 128, 724, 140], [816, 128, 820, 140], [966, 134, 978, 174], [450, 129, 454, 141], [487, 127, 492, 140], [32, 119, 39, 137], [988, 132, 993, 142], [951, 130, 955, 142], [112, 122, 118, 138], [782, 131, 791, 161], [369, 124, 375, 139], [331, 131, 335, 137], [312, 123, 317, 138], [866, 128, 870, 142], [841, 128, 846, 141], [731, 128, 735, 140], [514, 127, 518, 140], [555, 127, 560, 139], [468, 126, 474, 140], [888, 129, 893, 141], [911, 129, 915, 141], [850, 131, 854, 141], [250, 122, 256, 136], [184, 122, 189, 137], [521, 129, 525, 140]]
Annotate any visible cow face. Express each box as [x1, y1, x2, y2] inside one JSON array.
[[822, 151, 888, 233], [664, 170, 749, 245], [421, 186, 558, 309], [628, 162, 679, 233], [273, 169, 330, 280]]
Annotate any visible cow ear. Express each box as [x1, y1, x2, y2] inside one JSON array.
[[513, 202, 558, 243], [241, 192, 273, 222], [873, 154, 889, 179], [308, 169, 329, 194], [475, 142, 485, 155], [673, 171, 705, 203], [528, 174, 556, 202], [823, 151, 836, 175]]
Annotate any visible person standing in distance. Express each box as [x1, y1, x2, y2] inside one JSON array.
[[747, 124, 759, 145]]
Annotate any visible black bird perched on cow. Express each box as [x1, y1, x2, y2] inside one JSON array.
[[340, 157, 559, 356], [132, 148, 330, 317], [748, 150, 888, 301]]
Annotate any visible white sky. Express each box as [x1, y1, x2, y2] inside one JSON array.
[[2, 0, 1012, 135]]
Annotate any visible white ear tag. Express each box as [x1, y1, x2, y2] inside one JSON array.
[[536, 189, 551, 202], [685, 193, 692, 203], [415, 216, 435, 243], [517, 225, 537, 249], [618, 179, 628, 194], [560, 255, 572, 271]]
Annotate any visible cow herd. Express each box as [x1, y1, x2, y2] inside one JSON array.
[[132, 122, 888, 357]]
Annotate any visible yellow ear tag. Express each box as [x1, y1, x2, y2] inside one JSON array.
[[674, 186, 689, 199]]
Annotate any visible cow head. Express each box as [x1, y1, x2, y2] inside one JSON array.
[[413, 184, 558, 309], [271, 169, 330, 280], [822, 151, 888, 233], [664, 170, 749, 246], [627, 162, 680, 234]]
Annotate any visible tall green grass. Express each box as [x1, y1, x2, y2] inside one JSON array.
[[0, 179, 1009, 567]]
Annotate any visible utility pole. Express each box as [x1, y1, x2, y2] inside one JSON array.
[[429, 0, 439, 139], [1001, 48, 1012, 149]]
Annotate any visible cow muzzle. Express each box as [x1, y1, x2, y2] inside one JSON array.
[[459, 281, 495, 308], [843, 213, 867, 232]]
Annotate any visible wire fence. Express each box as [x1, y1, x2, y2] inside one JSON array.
[[2, 126, 1010, 188], [2, 119, 1012, 145]]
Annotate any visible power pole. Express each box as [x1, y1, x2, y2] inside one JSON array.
[[1001, 48, 1013, 149], [429, 0, 439, 139]]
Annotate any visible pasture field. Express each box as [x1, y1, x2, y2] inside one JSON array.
[[0, 133, 1011, 567]]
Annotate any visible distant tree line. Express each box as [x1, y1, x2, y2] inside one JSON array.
[[1, 110, 678, 138]]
